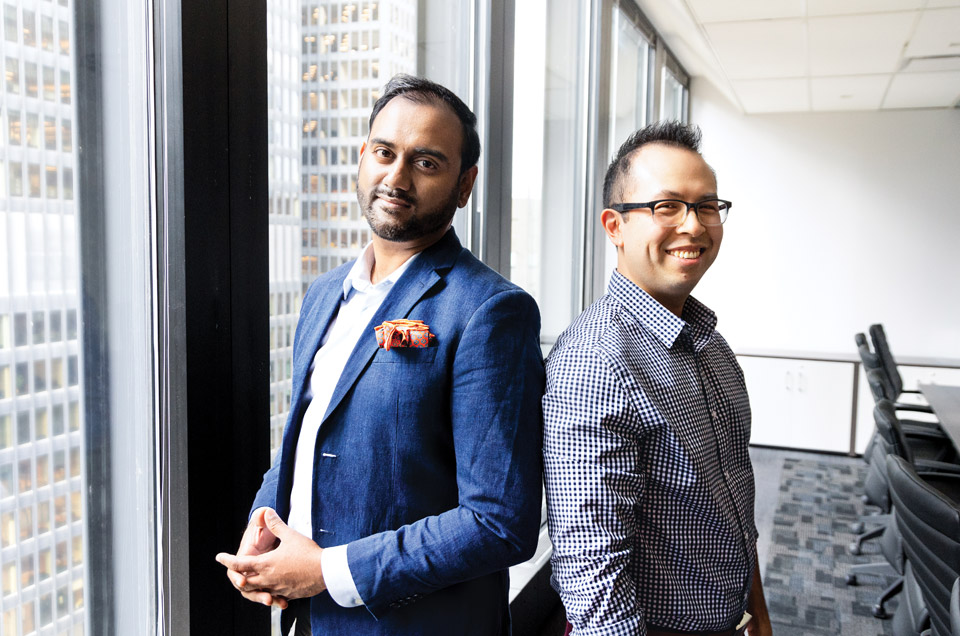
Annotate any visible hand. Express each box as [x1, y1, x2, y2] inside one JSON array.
[[217, 507, 288, 608], [216, 507, 327, 602], [745, 613, 772, 636]]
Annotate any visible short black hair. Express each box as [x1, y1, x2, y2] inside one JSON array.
[[369, 74, 481, 175], [602, 121, 705, 208]]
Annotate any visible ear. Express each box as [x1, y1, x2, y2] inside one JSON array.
[[457, 165, 479, 208], [360, 141, 366, 156], [601, 208, 624, 248]]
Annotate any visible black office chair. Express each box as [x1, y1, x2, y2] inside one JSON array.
[[857, 332, 938, 422], [870, 324, 933, 413], [950, 578, 960, 636], [887, 455, 960, 636], [847, 399, 960, 618], [849, 373, 952, 555]]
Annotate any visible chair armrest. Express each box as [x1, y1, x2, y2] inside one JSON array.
[[895, 402, 934, 414], [916, 460, 960, 475]]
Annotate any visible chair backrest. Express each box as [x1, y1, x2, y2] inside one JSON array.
[[856, 332, 884, 371], [874, 398, 914, 464], [870, 323, 903, 396], [887, 455, 960, 636], [866, 366, 898, 405], [951, 577, 960, 636]]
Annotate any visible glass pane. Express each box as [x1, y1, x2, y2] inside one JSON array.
[[510, 0, 588, 343], [266, 0, 476, 632], [661, 66, 687, 123], [1, 0, 158, 633], [611, 9, 651, 148]]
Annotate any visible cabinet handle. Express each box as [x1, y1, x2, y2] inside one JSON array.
[[798, 371, 806, 393], [785, 371, 793, 391]]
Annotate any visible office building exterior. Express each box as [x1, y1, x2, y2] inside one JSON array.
[[0, 0, 85, 633]]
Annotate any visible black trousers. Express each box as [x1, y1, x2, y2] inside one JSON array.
[[280, 599, 312, 636]]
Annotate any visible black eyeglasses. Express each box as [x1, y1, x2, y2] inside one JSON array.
[[609, 199, 732, 227]]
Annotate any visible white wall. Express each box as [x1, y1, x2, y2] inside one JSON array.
[[689, 78, 960, 360]]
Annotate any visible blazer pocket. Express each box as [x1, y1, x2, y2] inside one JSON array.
[[372, 346, 438, 364]]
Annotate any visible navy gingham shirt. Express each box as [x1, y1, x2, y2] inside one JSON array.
[[543, 271, 757, 635]]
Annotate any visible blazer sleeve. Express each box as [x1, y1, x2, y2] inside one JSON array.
[[345, 288, 545, 618]]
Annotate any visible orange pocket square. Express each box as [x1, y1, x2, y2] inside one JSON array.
[[374, 319, 436, 350]]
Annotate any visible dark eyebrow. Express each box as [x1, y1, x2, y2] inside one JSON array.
[[656, 189, 719, 200], [368, 138, 449, 165], [413, 147, 450, 164]]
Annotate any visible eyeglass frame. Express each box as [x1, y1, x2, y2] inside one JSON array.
[[608, 198, 732, 226]]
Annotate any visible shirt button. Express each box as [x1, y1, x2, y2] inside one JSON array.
[[711, 409, 718, 420]]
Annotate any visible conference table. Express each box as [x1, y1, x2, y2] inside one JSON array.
[[919, 383, 960, 451]]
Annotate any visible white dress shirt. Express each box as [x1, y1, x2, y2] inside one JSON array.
[[287, 242, 419, 608]]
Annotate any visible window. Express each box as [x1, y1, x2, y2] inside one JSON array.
[[3, 5, 16, 42], [21, 9, 34, 47], [24, 61, 37, 97], [661, 65, 688, 123], [40, 15, 51, 50], [5, 57, 18, 93], [7, 109, 20, 144], [510, 0, 589, 342]]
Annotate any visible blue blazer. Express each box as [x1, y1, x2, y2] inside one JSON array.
[[252, 229, 545, 635]]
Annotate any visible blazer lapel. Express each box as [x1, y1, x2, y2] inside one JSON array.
[[283, 270, 347, 449], [321, 229, 462, 424]]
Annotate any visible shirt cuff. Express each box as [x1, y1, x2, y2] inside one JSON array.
[[320, 544, 365, 607]]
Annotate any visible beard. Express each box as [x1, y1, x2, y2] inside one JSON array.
[[359, 183, 460, 242]]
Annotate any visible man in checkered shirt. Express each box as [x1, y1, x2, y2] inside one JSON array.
[[543, 122, 771, 636]]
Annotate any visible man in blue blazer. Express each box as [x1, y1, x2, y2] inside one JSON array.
[[216, 74, 544, 635]]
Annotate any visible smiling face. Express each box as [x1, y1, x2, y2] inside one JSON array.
[[357, 96, 477, 245], [601, 143, 722, 316]]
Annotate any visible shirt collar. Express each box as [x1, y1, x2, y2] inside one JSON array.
[[607, 269, 718, 353], [342, 241, 420, 299]]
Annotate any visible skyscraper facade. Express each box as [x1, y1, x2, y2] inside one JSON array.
[[298, 0, 416, 291], [268, 0, 417, 452], [0, 0, 85, 634]]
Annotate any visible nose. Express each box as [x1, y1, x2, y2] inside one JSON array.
[[383, 158, 412, 192], [677, 204, 706, 236]]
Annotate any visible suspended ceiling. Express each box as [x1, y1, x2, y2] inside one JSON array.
[[634, 0, 960, 113]]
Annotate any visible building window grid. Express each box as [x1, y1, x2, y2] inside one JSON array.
[[0, 1, 83, 632]]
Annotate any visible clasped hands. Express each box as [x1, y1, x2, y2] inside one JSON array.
[[216, 507, 327, 608]]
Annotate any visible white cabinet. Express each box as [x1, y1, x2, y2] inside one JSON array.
[[737, 356, 855, 453]]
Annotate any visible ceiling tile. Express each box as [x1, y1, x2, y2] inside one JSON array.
[[903, 8, 960, 58], [882, 71, 960, 107], [704, 20, 806, 79], [806, 0, 923, 17], [808, 13, 917, 75], [688, 0, 804, 23], [810, 75, 890, 110], [732, 78, 810, 112]]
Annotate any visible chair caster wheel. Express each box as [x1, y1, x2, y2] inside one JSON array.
[[849, 543, 862, 555], [861, 495, 870, 504], [872, 604, 887, 619], [846, 574, 858, 585], [851, 521, 865, 534]]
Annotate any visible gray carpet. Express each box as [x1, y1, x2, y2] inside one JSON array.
[[763, 456, 896, 635]]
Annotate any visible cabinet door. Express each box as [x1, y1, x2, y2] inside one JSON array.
[[737, 356, 796, 448], [790, 360, 854, 453]]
